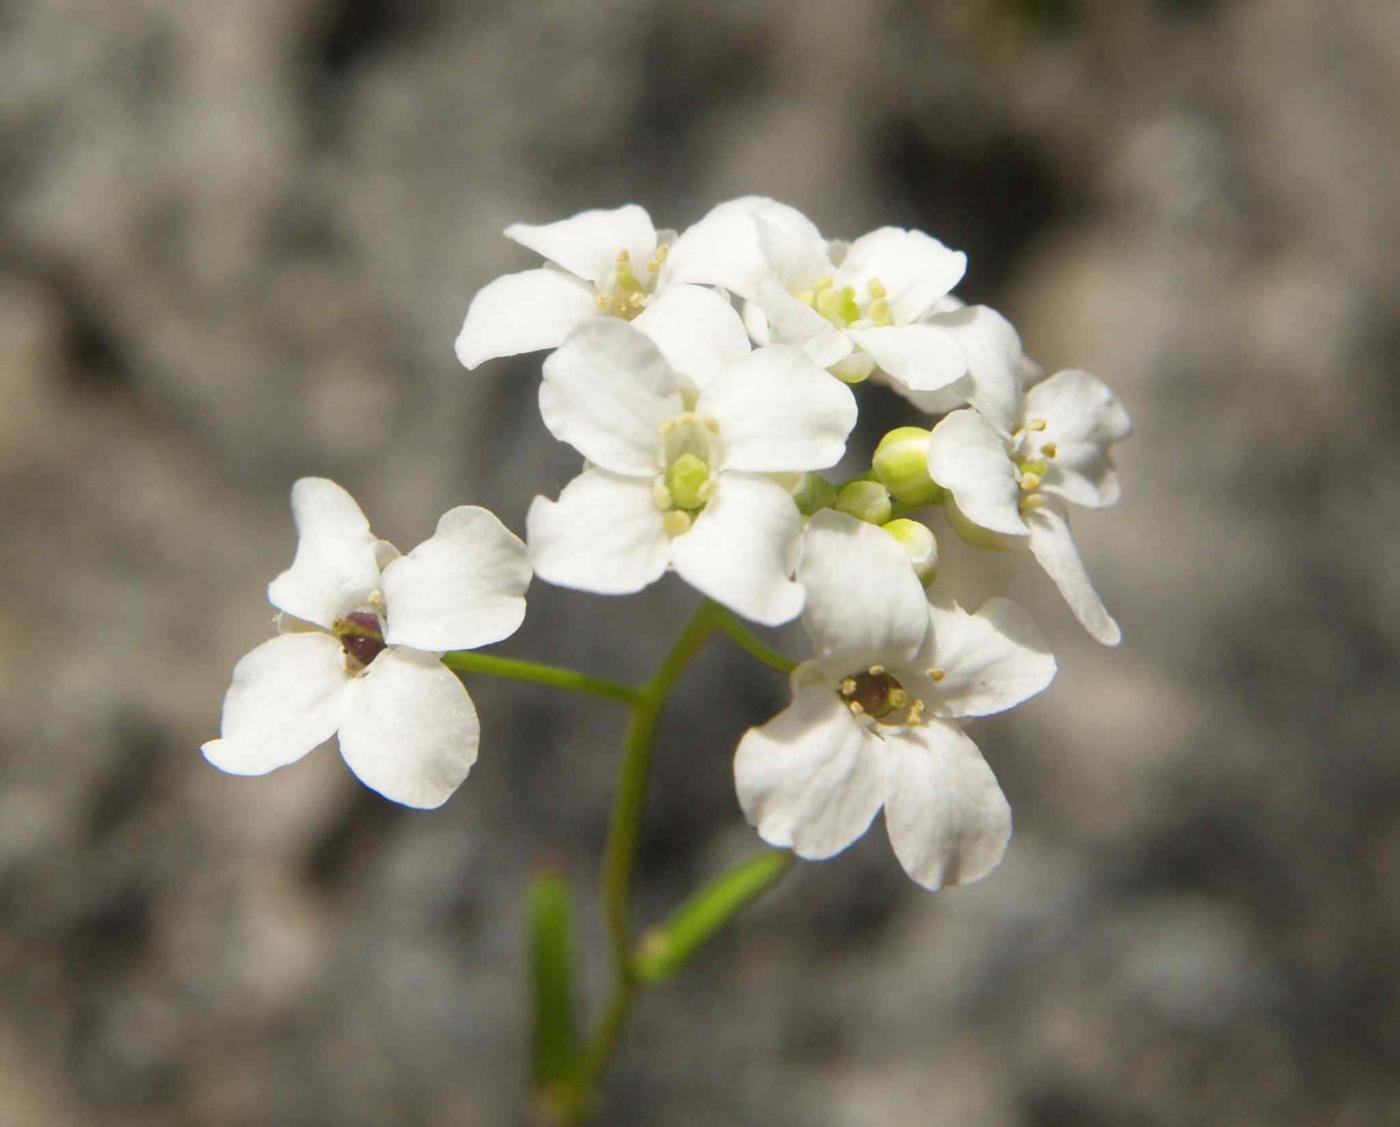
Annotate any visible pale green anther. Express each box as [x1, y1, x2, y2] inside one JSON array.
[[792, 473, 837, 515], [881, 518, 939, 586], [666, 453, 710, 511], [816, 284, 860, 326], [872, 426, 945, 507], [835, 480, 893, 525]]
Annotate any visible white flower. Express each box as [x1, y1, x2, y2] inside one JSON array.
[[676, 197, 972, 396], [526, 286, 857, 625], [926, 369, 1132, 645], [202, 478, 531, 808], [455, 203, 717, 370], [733, 510, 1055, 890]]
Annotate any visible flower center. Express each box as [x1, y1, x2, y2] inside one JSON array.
[[652, 411, 721, 536], [595, 245, 668, 321], [333, 608, 386, 672], [838, 665, 925, 726], [795, 276, 892, 328], [1012, 417, 1056, 514]]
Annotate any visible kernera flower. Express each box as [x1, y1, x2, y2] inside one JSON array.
[[455, 204, 716, 370], [676, 197, 974, 396], [926, 369, 1132, 645], [526, 286, 857, 625], [203, 479, 530, 808], [733, 510, 1055, 889]]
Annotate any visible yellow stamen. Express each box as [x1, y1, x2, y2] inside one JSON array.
[[1042, 442, 1058, 458], [1020, 472, 1042, 492], [1028, 418, 1048, 432], [868, 664, 885, 675], [652, 481, 673, 510], [662, 510, 693, 537], [927, 667, 945, 682], [840, 677, 858, 695], [848, 700, 865, 715]]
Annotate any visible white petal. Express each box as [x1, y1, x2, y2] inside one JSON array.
[[267, 478, 384, 629], [670, 472, 803, 625], [835, 227, 966, 324], [881, 720, 1012, 890], [1026, 502, 1121, 645], [506, 204, 656, 284], [665, 196, 826, 299], [913, 594, 1055, 718], [797, 509, 929, 661], [699, 345, 857, 473], [846, 324, 966, 393], [1022, 369, 1131, 508], [202, 632, 349, 776], [733, 687, 886, 860], [632, 284, 751, 391], [381, 506, 531, 652], [753, 276, 853, 367], [337, 647, 479, 809], [754, 206, 832, 291], [539, 319, 681, 475], [526, 469, 670, 596], [915, 305, 1026, 433], [926, 410, 1028, 537], [454, 268, 599, 370]]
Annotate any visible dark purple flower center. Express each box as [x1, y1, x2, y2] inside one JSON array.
[[334, 610, 386, 671]]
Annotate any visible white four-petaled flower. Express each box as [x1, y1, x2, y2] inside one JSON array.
[[734, 510, 1055, 890], [526, 286, 858, 625], [202, 478, 531, 808], [926, 369, 1133, 645]]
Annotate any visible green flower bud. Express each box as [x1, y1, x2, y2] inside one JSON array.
[[834, 479, 893, 525], [872, 426, 944, 507], [666, 453, 710, 511], [882, 518, 938, 585], [791, 473, 837, 515]]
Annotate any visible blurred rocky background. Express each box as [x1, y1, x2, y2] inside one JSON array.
[[2, 0, 1397, 1123]]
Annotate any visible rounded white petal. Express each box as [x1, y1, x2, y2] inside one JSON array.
[[539, 319, 681, 475], [665, 196, 826, 298], [380, 506, 531, 652], [911, 305, 1025, 433], [700, 345, 857, 473], [202, 632, 349, 776], [526, 470, 670, 596], [505, 204, 656, 284], [835, 227, 966, 324], [734, 686, 886, 860], [846, 325, 966, 393], [1026, 502, 1121, 645], [913, 594, 1056, 718], [338, 646, 479, 809], [632, 284, 751, 391], [267, 478, 384, 629], [454, 268, 599, 370], [753, 276, 853, 366], [670, 472, 804, 626], [926, 410, 1028, 537], [881, 720, 1011, 890], [797, 509, 929, 661], [1022, 369, 1131, 508]]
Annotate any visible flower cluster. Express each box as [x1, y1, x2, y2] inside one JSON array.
[[206, 198, 1129, 892]]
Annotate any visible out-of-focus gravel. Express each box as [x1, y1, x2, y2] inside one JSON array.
[[2, 2, 1397, 1123]]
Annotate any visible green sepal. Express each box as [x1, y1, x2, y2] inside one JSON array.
[[527, 869, 580, 1088]]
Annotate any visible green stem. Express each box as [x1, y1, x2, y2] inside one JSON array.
[[708, 605, 799, 674], [441, 651, 645, 707]]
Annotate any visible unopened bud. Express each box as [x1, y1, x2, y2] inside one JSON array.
[[872, 426, 944, 507], [882, 518, 938, 585], [834, 480, 892, 525], [791, 473, 837, 515]]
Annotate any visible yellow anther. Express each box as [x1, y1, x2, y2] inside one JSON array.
[[659, 418, 677, 437], [840, 677, 858, 695], [677, 411, 700, 427], [1042, 442, 1058, 458], [1019, 494, 1046, 513], [927, 667, 946, 682], [888, 687, 909, 710], [813, 276, 834, 292], [702, 415, 720, 433], [596, 293, 611, 309], [1019, 472, 1042, 492], [662, 510, 693, 537], [867, 278, 887, 300], [868, 664, 885, 676], [1028, 418, 1048, 431], [616, 249, 631, 263], [906, 699, 925, 725], [652, 481, 673, 510], [368, 590, 384, 608], [848, 700, 866, 716], [654, 242, 669, 262]]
